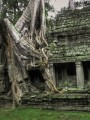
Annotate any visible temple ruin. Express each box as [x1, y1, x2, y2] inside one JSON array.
[[1, 0, 90, 111], [47, 5, 90, 89]]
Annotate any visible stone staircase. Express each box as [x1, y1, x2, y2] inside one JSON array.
[[22, 93, 90, 111], [0, 92, 90, 111]]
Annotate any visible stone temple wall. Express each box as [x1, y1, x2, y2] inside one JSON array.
[[47, 6, 90, 89], [47, 7, 90, 63]]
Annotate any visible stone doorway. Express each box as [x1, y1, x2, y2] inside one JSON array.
[[54, 62, 76, 88], [29, 69, 45, 91], [82, 61, 90, 85]]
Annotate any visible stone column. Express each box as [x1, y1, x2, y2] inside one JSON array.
[[49, 63, 56, 87], [75, 62, 84, 88]]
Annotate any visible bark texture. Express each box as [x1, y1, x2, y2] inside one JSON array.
[[0, 0, 58, 107]]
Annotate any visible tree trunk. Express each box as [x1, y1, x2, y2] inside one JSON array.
[[0, 0, 59, 107]]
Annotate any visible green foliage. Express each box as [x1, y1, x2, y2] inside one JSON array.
[[49, 42, 56, 51], [0, 107, 90, 120], [0, 0, 29, 24], [45, 0, 54, 17], [45, 0, 55, 28], [0, 0, 54, 25]]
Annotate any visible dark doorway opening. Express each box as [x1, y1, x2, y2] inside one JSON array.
[[82, 61, 90, 84], [54, 62, 76, 87], [29, 69, 45, 91]]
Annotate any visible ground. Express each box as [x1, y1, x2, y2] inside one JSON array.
[[0, 107, 90, 120]]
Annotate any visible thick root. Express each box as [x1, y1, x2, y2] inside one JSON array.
[[45, 80, 59, 93]]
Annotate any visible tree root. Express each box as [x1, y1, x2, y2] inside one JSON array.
[[45, 80, 59, 93]]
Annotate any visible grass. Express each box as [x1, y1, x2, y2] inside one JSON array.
[[0, 107, 90, 120]]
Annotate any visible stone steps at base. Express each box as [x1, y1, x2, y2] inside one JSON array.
[[22, 93, 90, 111], [0, 93, 90, 111]]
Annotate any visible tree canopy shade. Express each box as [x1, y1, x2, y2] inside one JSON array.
[[0, 0, 29, 24], [0, 0, 54, 24]]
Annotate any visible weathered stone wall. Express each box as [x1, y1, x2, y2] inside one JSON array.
[[47, 7, 90, 63], [22, 93, 90, 111], [49, 42, 90, 63]]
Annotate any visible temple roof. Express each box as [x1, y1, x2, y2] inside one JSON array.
[[47, 7, 90, 63], [49, 6, 90, 35]]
